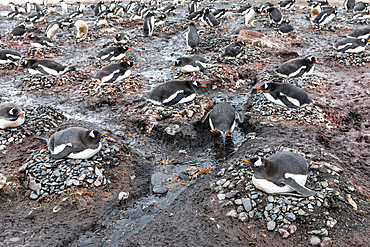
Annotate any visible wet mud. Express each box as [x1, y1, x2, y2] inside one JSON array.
[[0, 0, 369, 246]]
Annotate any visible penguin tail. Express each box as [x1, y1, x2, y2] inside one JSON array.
[[131, 97, 147, 105], [35, 135, 49, 145], [313, 102, 329, 108]]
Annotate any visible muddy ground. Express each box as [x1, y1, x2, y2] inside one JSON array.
[[0, 0, 369, 246]]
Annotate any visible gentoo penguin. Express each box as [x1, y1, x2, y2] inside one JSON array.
[[35, 127, 107, 159], [155, 13, 168, 26], [311, 9, 337, 26], [201, 8, 220, 27], [223, 41, 244, 57], [347, 27, 370, 39], [114, 32, 129, 45], [352, 10, 370, 21], [96, 46, 130, 61], [237, 4, 252, 15], [0, 102, 25, 129], [354, 2, 369, 12], [19, 59, 75, 76], [244, 7, 259, 28], [333, 38, 369, 53], [94, 1, 106, 16], [188, 0, 200, 14], [172, 55, 207, 73], [93, 61, 134, 83], [187, 9, 203, 20], [241, 152, 316, 196], [185, 22, 200, 52], [148, 80, 206, 106], [344, 0, 356, 12], [256, 82, 313, 108], [143, 11, 155, 37], [266, 7, 284, 25], [0, 49, 22, 65], [212, 8, 229, 19], [278, 20, 294, 34], [27, 33, 54, 49], [94, 16, 109, 27], [24, 11, 45, 24], [309, 3, 322, 20], [11, 23, 27, 37], [46, 21, 61, 40], [74, 20, 88, 38], [69, 9, 84, 19], [202, 102, 242, 147], [60, 0, 68, 15], [275, 56, 318, 78], [278, 0, 295, 10], [77, 1, 86, 12], [25, 2, 32, 13], [160, 5, 177, 16]]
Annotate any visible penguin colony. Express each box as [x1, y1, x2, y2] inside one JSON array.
[[0, 0, 369, 198]]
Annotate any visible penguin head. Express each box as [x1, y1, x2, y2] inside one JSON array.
[[190, 80, 207, 88], [26, 33, 36, 39], [121, 61, 136, 68], [305, 56, 318, 64], [86, 129, 107, 144], [6, 105, 25, 120], [241, 156, 267, 172], [18, 60, 29, 69], [256, 82, 274, 92]]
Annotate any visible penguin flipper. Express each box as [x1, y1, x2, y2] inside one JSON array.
[[283, 177, 316, 196], [193, 61, 206, 71], [235, 110, 243, 123], [278, 94, 300, 108], [35, 136, 49, 145], [201, 110, 211, 123], [50, 145, 74, 159]]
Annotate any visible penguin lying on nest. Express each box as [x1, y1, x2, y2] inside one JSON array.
[[241, 152, 316, 196], [0, 102, 25, 129]]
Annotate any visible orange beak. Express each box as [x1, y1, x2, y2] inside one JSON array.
[[100, 133, 107, 137], [172, 65, 177, 70], [315, 61, 319, 64], [133, 62, 137, 65], [127, 47, 131, 49], [241, 158, 250, 163], [18, 112, 24, 116], [256, 87, 261, 90], [200, 84, 207, 88], [18, 65, 23, 68]]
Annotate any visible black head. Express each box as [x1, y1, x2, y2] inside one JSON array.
[[120, 61, 135, 68], [189, 80, 207, 88], [241, 156, 266, 172], [26, 33, 36, 39], [305, 56, 318, 64], [189, 22, 196, 27], [256, 82, 275, 92], [1, 103, 25, 120], [85, 129, 107, 144]]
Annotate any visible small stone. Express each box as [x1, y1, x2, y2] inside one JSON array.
[[0, 173, 7, 190], [94, 180, 101, 187], [217, 194, 226, 200], [297, 209, 306, 216], [216, 179, 226, 186], [118, 191, 129, 201], [234, 199, 243, 205], [278, 228, 289, 238], [347, 185, 355, 192], [18, 163, 28, 172], [226, 209, 238, 218], [225, 191, 238, 199], [285, 213, 296, 222], [165, 124, 181, 136], [222, 180, 231, 188], [326, 218, 337, 228], [310, 236, 321, 246], [321, 181, 328, 188], [308, 228, 328, 236], [320, 237, 332, 247], [242, 198, 252, 212], [289, 225, 297, 234], [238, 212, 248, 222], [250, 194, 258, 199], [30, 192, 39, 200], [153, 186, 168, 194], [266, 203, 273, 211], [267, 196, 274, 203], [267, 221, 276, 231]]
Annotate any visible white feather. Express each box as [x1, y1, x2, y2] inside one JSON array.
[[163, 90, 184, 104]]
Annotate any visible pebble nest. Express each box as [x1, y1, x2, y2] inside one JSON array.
[[21, 70, 87, 90], [19, 137, 120, 200], [211, 146, 357, 238], [0, 105, 66, 150], [27, 47, 63, 58], [326, 50, 370, 67]]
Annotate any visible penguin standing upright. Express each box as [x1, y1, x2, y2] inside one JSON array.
[[45, 21, 61, 40], [256, 82, 313, 108], [60, 0, 68, 15], [0, 102, 25, 129], [244, 6, 259, 28], [201, 8, 220, 27], [333, 38, 369, 53], [344, 0, 356, 12], [275, 56, 318, 78], [188, 0, 200, 14], [241, 152, 316, 196], [202, 102, 242, 147], [143, 11, 155, 37], [148, 80, 206, 106], [185, 22, 200, 52], [74, 20, 88, 38], [35, 127, 107, 159]]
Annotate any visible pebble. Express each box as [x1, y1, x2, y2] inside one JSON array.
[[0, 173, 7, 190], [285, 213, 296, 222], [226, 209, 238, 218], [118, 191, 129, 201], [297, 209, 306, 216], [234, 199, 243, 205], [153, 186, 168, 194], [238, 212, 248, 222], [321, 237, 332, 247], [278, 228, 289, 238], [30, 192, 39, 200], [326, 218, 337, 228], [267, 221, 276, 231], [309, 236, 321, 246], [266, 203, 273, 211], [242, 198, 252, 212], [217, 194, 226, 200]]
